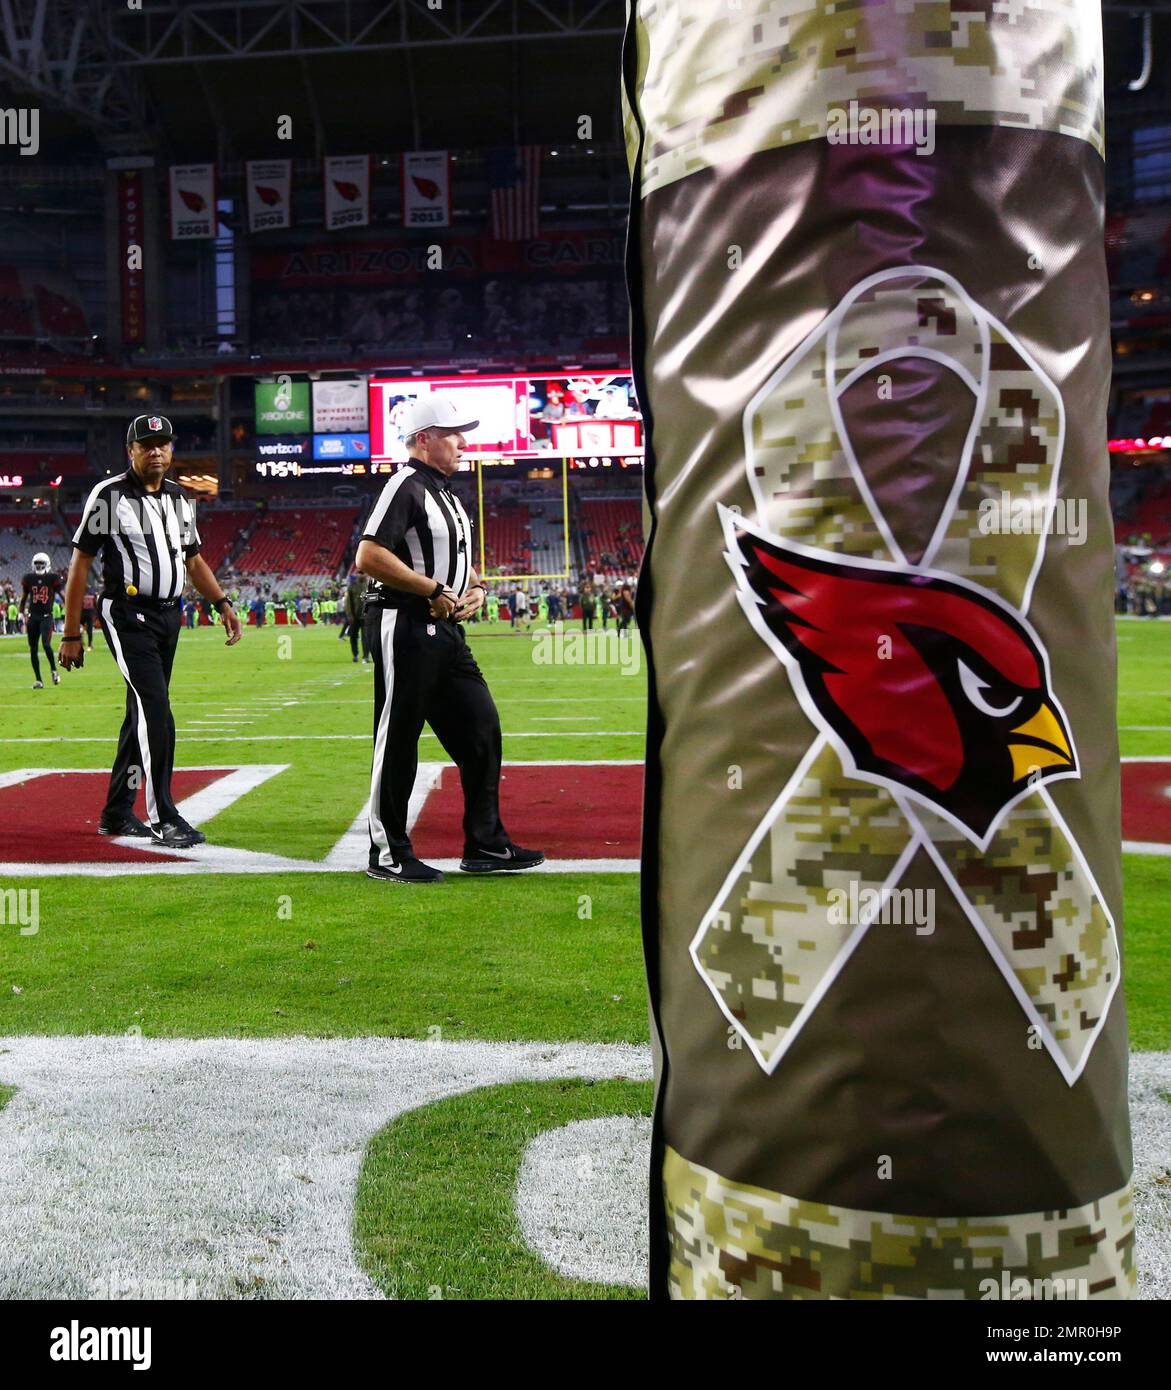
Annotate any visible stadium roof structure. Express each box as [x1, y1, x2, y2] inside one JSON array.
[[0, 0, 628, 159]]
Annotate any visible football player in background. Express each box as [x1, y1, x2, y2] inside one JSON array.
[[20, 552, 63, 689]]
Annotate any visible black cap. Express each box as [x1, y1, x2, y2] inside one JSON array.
[[127, 414, 174, 447]]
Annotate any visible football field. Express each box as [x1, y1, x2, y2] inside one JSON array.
[[0, 616, 1168, 1299]]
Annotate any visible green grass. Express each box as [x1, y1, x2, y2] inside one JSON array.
[[1, 618, 1169, 1048], [3, 615, 1169, 1303], [354, 1078, 651, 1300], [0, 873, 645, 1040], [0, 621, 646, 859], [0, 1082, 14, 1111]]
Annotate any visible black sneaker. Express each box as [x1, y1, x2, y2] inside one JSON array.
[[150, 821, 203, 849], [459, 843, 545, 874], [173, 817, 207, 845], [367, 855, 444, 885], [98, 814, 153, 839]]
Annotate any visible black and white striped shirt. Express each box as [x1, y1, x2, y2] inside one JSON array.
[[72, 468, 201, 601], [363, 460, 474, 608]]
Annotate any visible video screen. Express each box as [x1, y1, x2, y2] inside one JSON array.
[[369, 373, 641, 463]]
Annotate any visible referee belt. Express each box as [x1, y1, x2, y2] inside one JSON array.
[[105, 592, 180, 610]]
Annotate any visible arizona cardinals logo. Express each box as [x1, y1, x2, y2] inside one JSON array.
[[255, 184, 281, 206], [178, 188, 205, 213], [727, 518, 1077, 842], [411, 175, 441, 200], [333, 180, 360, 202], [692, 266, 1120, 1088]]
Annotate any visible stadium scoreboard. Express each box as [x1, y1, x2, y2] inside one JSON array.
[[252, 371, 642, 481]]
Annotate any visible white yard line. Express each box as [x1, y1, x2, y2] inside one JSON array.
[[0, 1039, 1163, 1301], [0, 1036, 652, 1300]]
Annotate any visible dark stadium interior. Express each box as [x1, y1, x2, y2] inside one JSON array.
[[0, 2, 1166, 606]]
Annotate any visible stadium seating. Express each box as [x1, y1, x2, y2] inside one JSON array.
[[527, 509, 566, 576], [194, 507, 255, 571], [1115, 482, 1171, 544], [0, 513, 71, 587], [577, 497, 643, 578], [480, 500, 533, 575], [233, 506, 359, 579]]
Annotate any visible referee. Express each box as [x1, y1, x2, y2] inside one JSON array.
[[357, 395, 544, 884], [58, 415, 243, 846]]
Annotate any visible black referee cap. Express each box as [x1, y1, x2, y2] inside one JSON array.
[[127, 414, 174, 446]]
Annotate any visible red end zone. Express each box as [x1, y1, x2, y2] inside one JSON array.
[[1122, 760, 1171, 851], [0, 769, 231, 863], [411, 762, 643, 860], [0, 761, 643, 873]]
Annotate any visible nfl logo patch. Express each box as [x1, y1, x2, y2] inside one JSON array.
[[426, 623, 436, 636], [148, 416, 162, 431]]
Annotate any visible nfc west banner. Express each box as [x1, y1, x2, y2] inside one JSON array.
[[168, 163, 217, 240], [401, 151, 451, 228], [323, 155, 371, 231], [623, 0, 1132, 1300], [246, 159, 292, 233]]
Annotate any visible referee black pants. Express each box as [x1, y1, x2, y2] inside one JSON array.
[[100, 596, 183, 827], [366, 604, 507, 868]]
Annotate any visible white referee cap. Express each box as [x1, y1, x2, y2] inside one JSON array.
[[399, 394, 479, 442]]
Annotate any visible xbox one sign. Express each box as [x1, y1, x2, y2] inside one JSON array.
[[255, 375, 311, 435]]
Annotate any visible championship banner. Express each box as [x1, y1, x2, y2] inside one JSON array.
[[624, 0, 1133, 1300], [323, 155, 371, 231], [246, 159, 292, 233], [401, 150, 451, 228], [168, 163, 217, 240]]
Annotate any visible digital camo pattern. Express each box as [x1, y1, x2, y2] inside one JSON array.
[[665, 1146, 1136, 1300], [917, 800, 1120, 1075], [690, 267, 1120, 1084], [692, 740, 912, 1069], [624, 0, 1104, 195]]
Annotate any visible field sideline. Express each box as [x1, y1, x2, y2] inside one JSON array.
[[0, 616, 1168, 1298]]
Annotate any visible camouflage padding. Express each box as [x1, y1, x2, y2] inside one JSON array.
[[692, 739, 913, 1072], [624, 0, 1104, 195], [665, 1147, 1136, 1300], [741, 267, 1061, 594], [915, 798, 1120, 1075], [691, 267, 1120, 1085]]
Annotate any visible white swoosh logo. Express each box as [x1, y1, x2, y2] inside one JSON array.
[[478, 847, 514, 860], [387, 862, 403, 874]]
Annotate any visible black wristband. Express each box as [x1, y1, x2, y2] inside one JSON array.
[[214, 596, 232, 613], [62, 633, 82, 641], [429, 581, 446, 601]]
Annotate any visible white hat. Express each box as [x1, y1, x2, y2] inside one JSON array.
[[399, 394, 479, 442]]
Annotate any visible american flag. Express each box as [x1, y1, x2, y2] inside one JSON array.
[[488, 145, 541, 240]]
